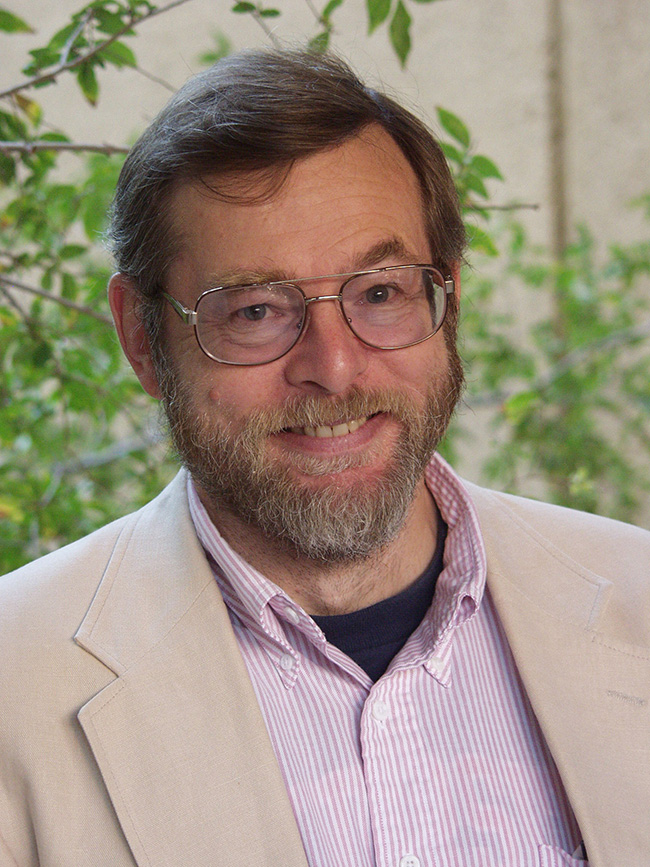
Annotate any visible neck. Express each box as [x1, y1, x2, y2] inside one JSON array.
[[196, 480, 439, 615]]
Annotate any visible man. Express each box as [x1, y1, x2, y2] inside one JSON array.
[[1, 49, 648, 867]]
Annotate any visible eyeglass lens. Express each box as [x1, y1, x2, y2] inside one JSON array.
[[194, 266, 446, 365]]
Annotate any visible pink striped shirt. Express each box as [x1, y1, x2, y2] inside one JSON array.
[[189, 454, 586, 866]]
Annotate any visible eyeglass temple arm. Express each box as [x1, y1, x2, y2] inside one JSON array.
[[161, 291, 198, 325], [444, 275, 455, 296]]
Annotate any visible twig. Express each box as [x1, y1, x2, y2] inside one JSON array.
[[132, 64, 177, 93], [0, 283, 26, 319], [250, 9, 282, 47], [0, 275, 113, 325], [468, 317, 650, 408], [59, 9, 93, 67], [41, 425, 166, 505], [536, 317, 650, 389], [465, 202, 540, 212], [0, 0, 196, 100], [303, 0, 325, 25], [0, 140, 129, 155]]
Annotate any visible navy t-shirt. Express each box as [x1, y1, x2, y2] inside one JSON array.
[[313, 514, 447, 682]]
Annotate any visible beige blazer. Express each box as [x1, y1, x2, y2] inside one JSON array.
[[1, 471, 649, 867]]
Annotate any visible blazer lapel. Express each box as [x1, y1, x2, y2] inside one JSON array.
[[467, 483, 650, 866], [75, 473, 308, 867]]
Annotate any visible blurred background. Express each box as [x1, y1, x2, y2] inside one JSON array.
[[1, 0, 649, 570]]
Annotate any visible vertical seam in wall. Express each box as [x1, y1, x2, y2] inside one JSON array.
[[547, 0, 568, 259]]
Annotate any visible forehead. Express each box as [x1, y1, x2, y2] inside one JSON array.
[[166, 126, 430, 290]]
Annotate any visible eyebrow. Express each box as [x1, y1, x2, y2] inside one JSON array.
[[200, 236, 422, 290]]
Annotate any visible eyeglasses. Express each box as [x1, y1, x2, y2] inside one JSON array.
[[162, 264, 454, 366]]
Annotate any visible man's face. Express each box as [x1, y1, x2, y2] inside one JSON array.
[[156, 126, 464, 562]]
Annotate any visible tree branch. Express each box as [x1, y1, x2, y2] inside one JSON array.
[[0, 275, 113, 324], [132, 64, 177, 93], [0, 140, 129, 155], [465, 202, 540, 212], [59, 9, 93, 67], [0, 0, 195, 101], [41, 424, 166, 506], [249, 9, 282, 47], [303, 0, 325, 26], [468, 317, 650, 407]]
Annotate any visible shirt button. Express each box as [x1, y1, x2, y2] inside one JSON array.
[[279, 654, 295, 671], [371, 700, 390, 721], [284, 607, 301, 626], [428, 655, 444, 672], [399, 856, 421, 867]]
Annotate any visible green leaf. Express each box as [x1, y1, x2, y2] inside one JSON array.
[[469, 154, 503, 180], [232, 1, 256, 11], [0, 7, 33, 33], [437, 106, 470, 148], [0, 153, 16, 185], [309, 30, 330, 52], [440, 142, 464, 165], [23, 48, 59, 76], [467, 224, 498, 256], [503, 390, 539, 425], [197, 31, 232, 65], [76, 62, 99, 106], [323, 0, 344, 19], [465, 173, 489, 199], [259, 6, 280, 16], [99, 41, 137, 68], [31, 340, 52, 367], [59, 244, 87, 261], [366, 0, 391, 34], [38, 131, 70, 143], [61, 271, 77, 299], [389, 1, 411, 67], [47, 21, 81, 55], [94, 9, 131, 36], [14, 94, 42, 125]]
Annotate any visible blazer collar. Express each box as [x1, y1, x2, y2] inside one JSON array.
[[75, 471, 308, 867]]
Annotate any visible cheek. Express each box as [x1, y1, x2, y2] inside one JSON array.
[[203, 369, 279, 420], [383, 341, 446, 390]]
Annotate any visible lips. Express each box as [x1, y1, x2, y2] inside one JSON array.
[[289, 416, 368, 438]]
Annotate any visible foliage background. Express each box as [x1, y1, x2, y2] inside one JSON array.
[[1, 0, 649, 573]]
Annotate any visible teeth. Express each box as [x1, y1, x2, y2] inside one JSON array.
[[289, 417, 368, 438]]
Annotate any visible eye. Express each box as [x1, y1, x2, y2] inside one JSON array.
[[365, 283, 398, 304], [240, 304, 268, 321]]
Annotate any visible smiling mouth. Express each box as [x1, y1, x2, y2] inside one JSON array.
[[288, 416, 369, 438]]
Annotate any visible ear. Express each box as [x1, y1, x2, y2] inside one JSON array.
[[108, 273, 163, 399]]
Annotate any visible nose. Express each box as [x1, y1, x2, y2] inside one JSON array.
[[282, 296, 368, 395]]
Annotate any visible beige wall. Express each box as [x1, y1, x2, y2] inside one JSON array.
[[5, 0, 649, 247]]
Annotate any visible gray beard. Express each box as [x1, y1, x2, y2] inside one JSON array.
[[159, 355, 464, 564]]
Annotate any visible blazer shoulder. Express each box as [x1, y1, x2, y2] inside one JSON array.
[[465, 480, 650, 548], [0, 473, 186, 642], [464, 480, 650, 644]]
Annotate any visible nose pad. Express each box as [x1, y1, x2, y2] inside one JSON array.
[[293, 295, 352, 348], [283, 295, 368, 394]]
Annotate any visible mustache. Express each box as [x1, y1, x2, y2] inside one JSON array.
[[241, 387, 422, 436]]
